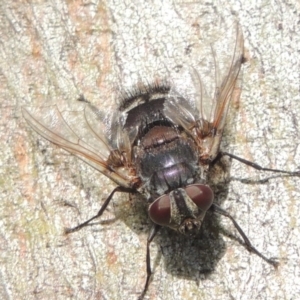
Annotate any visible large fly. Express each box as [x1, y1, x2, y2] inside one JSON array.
[[22, 24, 299, 299]]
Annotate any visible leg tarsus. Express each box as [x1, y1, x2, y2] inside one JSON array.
[[138, 225, 160, 300], [212, 203, 279, 267], [220, 151, 300, 176], [64, 186, 133, 234]]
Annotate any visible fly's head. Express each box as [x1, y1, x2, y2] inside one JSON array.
[[148, 184, 214, 235]]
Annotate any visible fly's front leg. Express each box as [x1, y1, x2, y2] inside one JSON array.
[[65, 186, 133, 234], [212, 203, 279, 267], [138, 224, 160, 300]]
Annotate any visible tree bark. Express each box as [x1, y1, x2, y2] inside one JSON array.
[[0, 1, 299, 299]]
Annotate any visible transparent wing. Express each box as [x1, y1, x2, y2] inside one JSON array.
[[22, 105, 136, 189], [165, 24, 244, 161]]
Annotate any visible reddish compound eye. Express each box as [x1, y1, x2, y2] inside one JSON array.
[[185, 184, 214, 211], [148, 185, 214, 226], [148, 194, 171, 226]]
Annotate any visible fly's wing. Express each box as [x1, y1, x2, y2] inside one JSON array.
[[165, 24, 244, 162], [22, 105, 136, 189]]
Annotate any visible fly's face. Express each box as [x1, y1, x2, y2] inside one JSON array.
[[148, 184, 214, 235]]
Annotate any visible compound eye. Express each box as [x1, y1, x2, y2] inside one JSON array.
[[185, 184, 214, 211], [148, 194, 171, 226]]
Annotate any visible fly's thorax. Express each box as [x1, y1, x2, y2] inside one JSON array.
[[133, 124, 200, 198]]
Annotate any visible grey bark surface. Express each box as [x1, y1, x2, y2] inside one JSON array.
[[0, 1, 300, 300]]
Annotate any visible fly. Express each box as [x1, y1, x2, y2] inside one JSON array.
[[22, 24, 299, 299]]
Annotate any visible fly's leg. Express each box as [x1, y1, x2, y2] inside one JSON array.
[[212, 203, 279, 267], [220, 151, 300, 176], [65, 186, 133, 234], [138, 224, 160, 300]]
